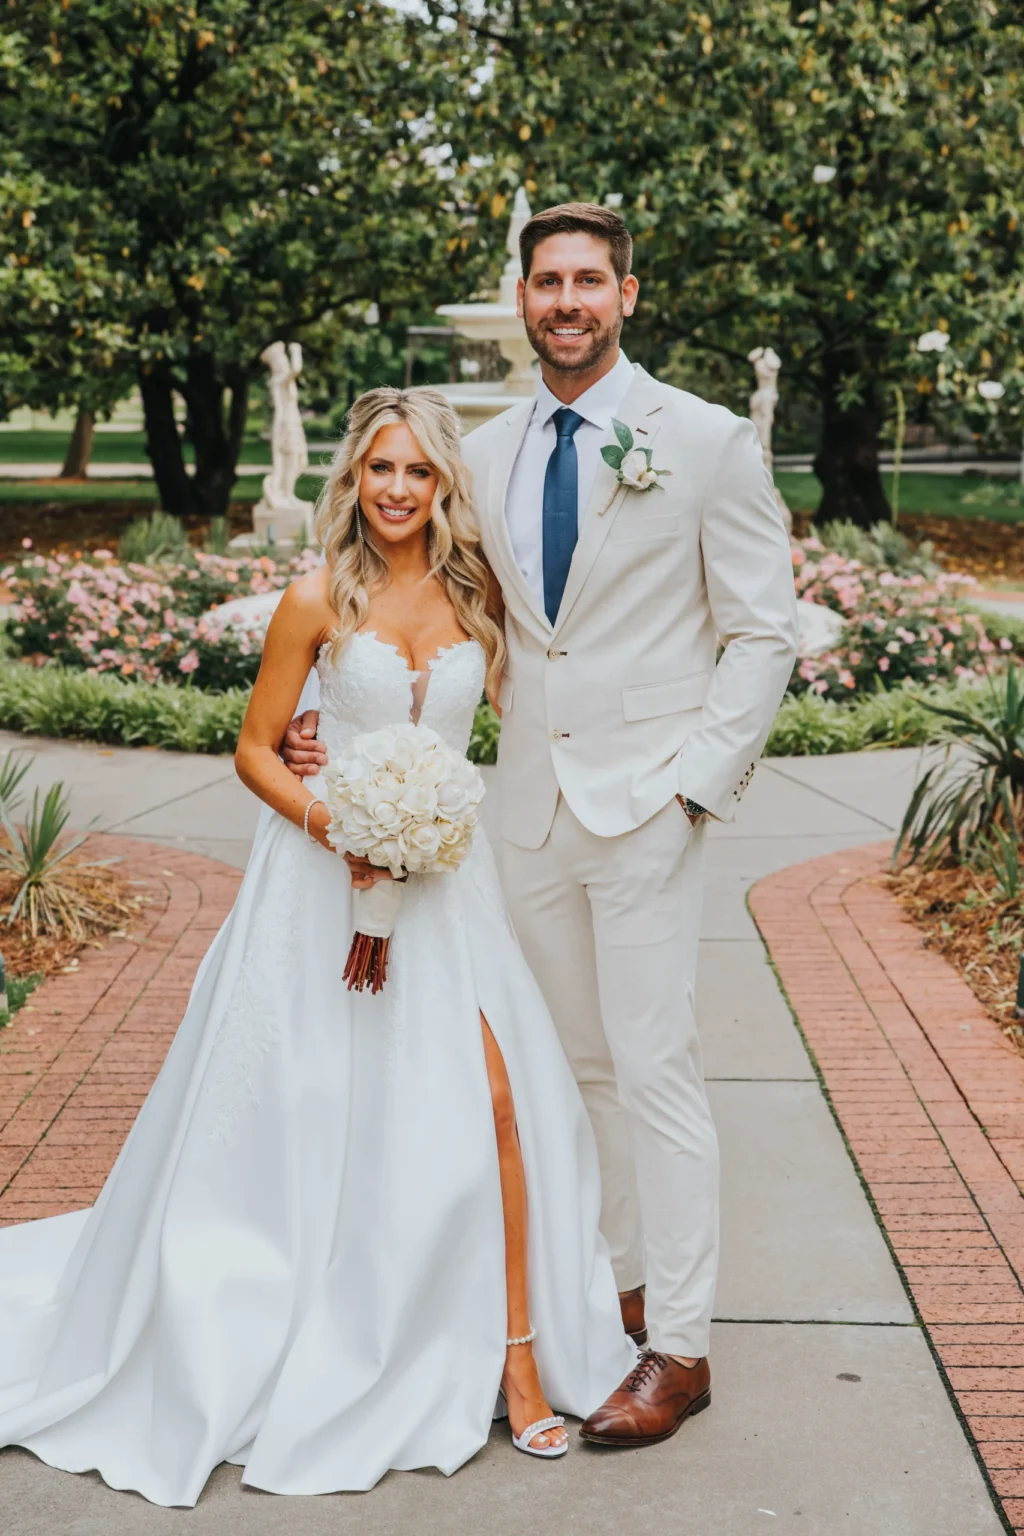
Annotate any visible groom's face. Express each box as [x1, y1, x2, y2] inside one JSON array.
[[518, 232, 638, 375]]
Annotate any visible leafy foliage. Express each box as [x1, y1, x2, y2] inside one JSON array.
[[1, 1, 489, 514], [894, 667, 1024, 867], [118, 511, 192, 566], [814, 520, 938, 578], [0, 660, 249, 754], [0, 750, 30, 817], [458, 0, 1024, 523]]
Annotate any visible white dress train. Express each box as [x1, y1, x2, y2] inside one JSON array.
[[0, 632, 633, 1505]]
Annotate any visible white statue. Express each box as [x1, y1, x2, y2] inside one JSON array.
[[252, 341, 313, 545], [748, 345, 792, 533]]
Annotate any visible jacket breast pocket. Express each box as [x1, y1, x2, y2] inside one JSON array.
[[621, 672, 709, 722], [611, 513, 682, 544]]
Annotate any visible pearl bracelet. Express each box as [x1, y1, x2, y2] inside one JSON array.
[[506, 1327, 537, 1347], [302, 800, 319, 846]]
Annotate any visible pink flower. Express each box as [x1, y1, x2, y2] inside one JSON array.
[[878, 656, 890, 672], [178, 650, 200, 675], [21, 537, 32, 549], [999, 637, 1013, 651]]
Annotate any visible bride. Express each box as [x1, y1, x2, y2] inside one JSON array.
[[0, 387, 633, 1506]]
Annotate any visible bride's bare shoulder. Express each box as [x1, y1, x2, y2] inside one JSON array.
[[268, 565, 334, 645]]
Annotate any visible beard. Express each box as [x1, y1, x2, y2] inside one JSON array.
[[524, 302, 623, 375]]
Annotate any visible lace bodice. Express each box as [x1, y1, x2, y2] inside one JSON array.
[[316, 631, 486, 762]]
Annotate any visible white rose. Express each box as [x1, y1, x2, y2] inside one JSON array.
[[398, 778, 439, 820], [619, 448, 651, 488], [372, 837, 405, 876], [400, 823, 443, 870], [812, 164, 837, 184], [978, 379, 1005, 401]]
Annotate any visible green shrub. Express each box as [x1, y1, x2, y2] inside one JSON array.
[[813, 518, 938, 577], [0, 660, 1006, 768], [117, 510, 192, 565], [469, 700, 501, 765], [765, 679, 992, 757], [0, 662, 249, 754]]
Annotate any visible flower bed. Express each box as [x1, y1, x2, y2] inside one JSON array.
[[790, 538, 1018, 700], [3, 545, 319, 691]]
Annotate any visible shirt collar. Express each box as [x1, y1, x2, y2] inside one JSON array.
[[533, 351, 635, 432]]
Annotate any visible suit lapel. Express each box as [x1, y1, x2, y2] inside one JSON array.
[[552, 368, 664, 635], [482, 399, 551, 633]]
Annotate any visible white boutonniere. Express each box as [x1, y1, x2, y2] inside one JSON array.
[[600, 420, 671, 491]]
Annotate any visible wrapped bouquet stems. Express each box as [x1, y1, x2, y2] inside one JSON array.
[[325, 723, 485, 994]]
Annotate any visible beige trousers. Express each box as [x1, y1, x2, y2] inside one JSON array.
[[500, 795, 719, 1359]]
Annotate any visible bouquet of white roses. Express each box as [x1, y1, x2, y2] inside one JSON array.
[[324, 721, 485, 993]]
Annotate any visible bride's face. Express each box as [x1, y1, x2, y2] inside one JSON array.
[[358, 423, 440, 549]]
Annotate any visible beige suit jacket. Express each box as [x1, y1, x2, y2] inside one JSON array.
[[463, 365, 799, 848]]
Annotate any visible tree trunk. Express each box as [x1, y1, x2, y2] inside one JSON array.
[[139, 366, 197, 518], [59, 408, 95, 479], [180, 356, 249, 521], [813, 364, 892, 529]]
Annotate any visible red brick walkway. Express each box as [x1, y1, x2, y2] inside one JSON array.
[[752, 843, 1024, 1533], [0, 835, 241, 1225]]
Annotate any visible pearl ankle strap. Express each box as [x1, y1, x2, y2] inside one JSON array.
[[506, 1327, 537, 1347]]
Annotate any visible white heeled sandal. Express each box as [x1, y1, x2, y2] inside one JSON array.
[[499, 1328, 568, 1460]]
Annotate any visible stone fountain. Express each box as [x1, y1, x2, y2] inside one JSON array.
[[436, 188, 537, 431]]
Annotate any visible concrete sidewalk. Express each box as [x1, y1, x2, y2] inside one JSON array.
[[0, 733, 1003, 1534]]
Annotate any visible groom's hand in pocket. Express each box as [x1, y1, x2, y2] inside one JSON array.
[[282, 711, 328, 777]]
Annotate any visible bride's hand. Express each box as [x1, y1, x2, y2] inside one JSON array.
[[344, 853, 395, 890]]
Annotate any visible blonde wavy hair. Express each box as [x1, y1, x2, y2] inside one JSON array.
[[313, 387, 505, 695]]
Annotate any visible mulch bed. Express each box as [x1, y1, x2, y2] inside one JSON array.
[[0, 862, 146, 1001], [902, 515, 1024, 585], [790, 511, 1024, 584], [887, 863, 1023, 1046], [0, 500, 257, 562]]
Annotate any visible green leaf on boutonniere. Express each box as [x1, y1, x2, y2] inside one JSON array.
[[600, 444, 625, 469], [612, 418, 633, 452]]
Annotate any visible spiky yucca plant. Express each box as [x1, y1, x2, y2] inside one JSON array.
[[895, 668, 1024, 869], [0, 750, 30, 816], [0, 782, 114, 940]]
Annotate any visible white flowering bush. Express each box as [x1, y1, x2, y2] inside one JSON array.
[[325, 722, 484, 878]]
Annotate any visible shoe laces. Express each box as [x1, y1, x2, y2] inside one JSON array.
[[624, 1349, 668, 1394]]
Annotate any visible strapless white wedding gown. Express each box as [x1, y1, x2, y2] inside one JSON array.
[[0, 633, 633, 1505]]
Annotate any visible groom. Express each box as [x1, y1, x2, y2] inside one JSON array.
[[284, 203, 797, 1446]]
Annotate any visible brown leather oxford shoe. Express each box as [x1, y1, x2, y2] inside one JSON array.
[[580, 1351, 711, 1447], [618, 1286, 648, 1348]]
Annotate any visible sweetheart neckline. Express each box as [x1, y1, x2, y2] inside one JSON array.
[[319, 629, 480, 679]]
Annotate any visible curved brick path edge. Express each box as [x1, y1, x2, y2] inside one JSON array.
[[751, 843, 1024, 1536], [0, 834, 242, 1224]]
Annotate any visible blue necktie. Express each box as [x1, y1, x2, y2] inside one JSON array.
[[542, 407, 584, 626]]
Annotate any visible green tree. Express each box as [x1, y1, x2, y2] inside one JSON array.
[[444, 0, 1024, 524], [2, 0, 487, 518]]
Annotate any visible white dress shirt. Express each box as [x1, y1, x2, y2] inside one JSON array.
[[505, 350, 636, 610]]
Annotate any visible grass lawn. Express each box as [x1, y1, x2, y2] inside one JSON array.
[[775, 470, 1024, 524], [0, 428, 337, 465], [0, 474, 325, 505], [0, 429, 274, 465]]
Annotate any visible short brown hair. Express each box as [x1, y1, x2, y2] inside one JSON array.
[[519, 202, 633, 286]]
